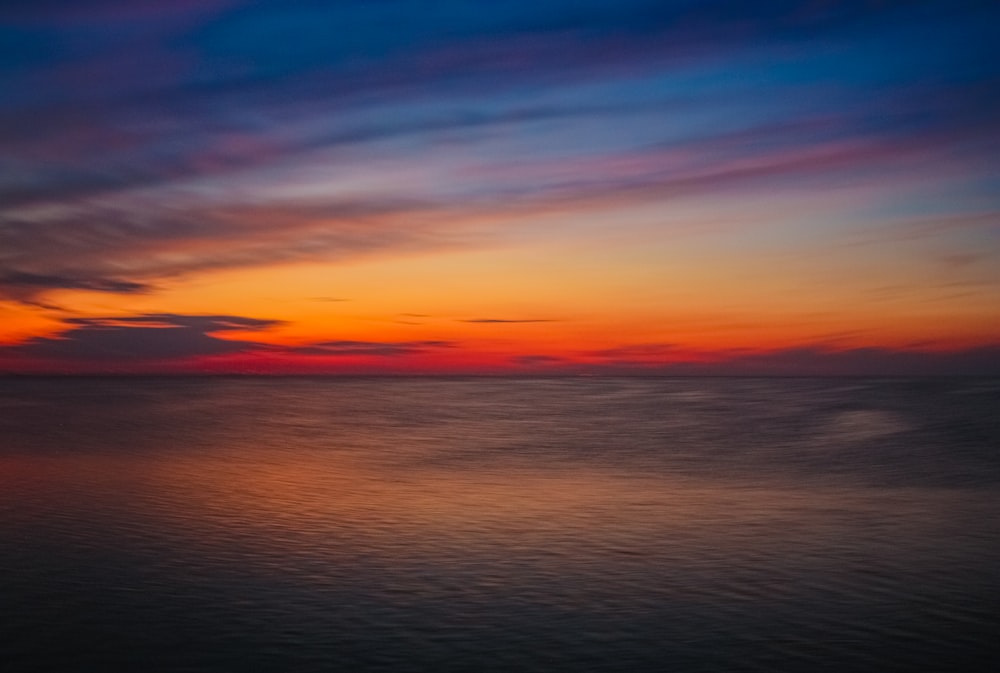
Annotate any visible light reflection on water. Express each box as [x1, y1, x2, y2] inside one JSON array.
[[0, 377, 998, 672]]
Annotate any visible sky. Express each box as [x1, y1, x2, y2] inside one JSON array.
[[0, 0, 998, 375]]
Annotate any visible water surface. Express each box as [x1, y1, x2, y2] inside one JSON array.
[[1, 377, 998, 672]]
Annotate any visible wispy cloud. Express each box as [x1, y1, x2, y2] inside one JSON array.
[[1, 2, 998, 373], [460, 318, 557, 324], [0, 197, 466, 303], [288, 340, 455, 357], [0, 271, 152, 302], [511, 354, 568, 367], [1, 118, 977, 306], [2, 1, 995, 309], [588, 343, 679, 361]]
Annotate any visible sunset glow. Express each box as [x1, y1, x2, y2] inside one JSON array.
[[1, 1, 998, 375]]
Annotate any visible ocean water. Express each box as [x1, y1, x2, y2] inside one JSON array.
[[0, 376, 997, 672]]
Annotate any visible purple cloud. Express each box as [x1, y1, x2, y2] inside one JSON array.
[[461, 318, 556, 324], [3, 313, 282, 361], [289, 340, 456, 357], [0, 271, 152, 302]]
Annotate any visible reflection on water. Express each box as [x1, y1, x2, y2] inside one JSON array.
[[0, 377, 998, 672]]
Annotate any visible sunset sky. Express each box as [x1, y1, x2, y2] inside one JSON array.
[[1, 0, 998, 375]]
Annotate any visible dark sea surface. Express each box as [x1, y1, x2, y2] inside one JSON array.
[[0, 377, 998, 672]]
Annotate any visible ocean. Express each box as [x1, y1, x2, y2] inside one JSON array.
[[1, 377, 998, 672]]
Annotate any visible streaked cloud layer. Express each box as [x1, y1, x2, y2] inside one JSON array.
[[1, 1, 998, 374]]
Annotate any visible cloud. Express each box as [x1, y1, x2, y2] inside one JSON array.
[[1, 0, 996, 369], [939, 253, 986, 269], [2, 313, 282, 361], [1, 1, 995, 308], [5, 1, 990, 208], [0, 271, 152, 302], [1, 114, 970, 307], [842, 211, 1000, 248], [0, 196, 465, 303], [511, 354, 567, 367], [71, 313, 282, 330], [460, 318, 556, 324], [288, 340, 455, 357], [4, 313, 998, 375], [0, 312, 460, 370], [590, 343, 678, 359]]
